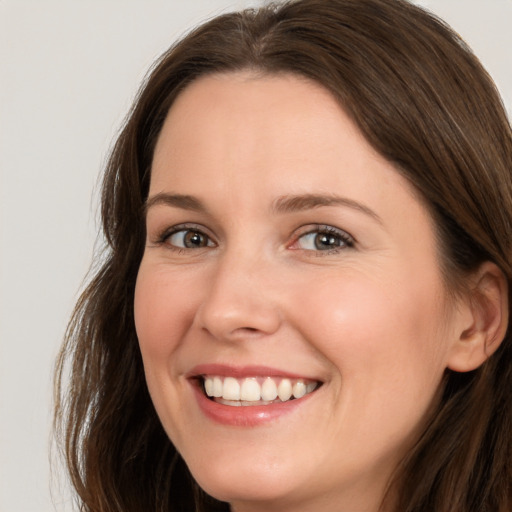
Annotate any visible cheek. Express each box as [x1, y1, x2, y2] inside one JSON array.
[[292, 270, 450, 459], [292, 268, 449, 391], [134, 263, 197, 363], [133, 263, 202, 445]]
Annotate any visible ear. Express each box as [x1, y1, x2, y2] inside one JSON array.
[[447, 262, 509, 372]]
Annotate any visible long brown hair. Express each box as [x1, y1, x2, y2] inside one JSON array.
[[54, 0, 512, 510]]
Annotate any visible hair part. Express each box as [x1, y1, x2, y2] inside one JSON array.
[[55, 1, 512, 511]]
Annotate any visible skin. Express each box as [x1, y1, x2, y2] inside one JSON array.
[[134, 72, 493, 512]]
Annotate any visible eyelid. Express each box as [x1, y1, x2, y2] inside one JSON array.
[[153, 223, 217, 248], [149, 222, 354, 254], [288, 224, 355, 252]]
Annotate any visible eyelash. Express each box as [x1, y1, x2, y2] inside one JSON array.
[[289, 225, 354, 254], [153, 223, 354, 255], [155, 224, 215, 253]]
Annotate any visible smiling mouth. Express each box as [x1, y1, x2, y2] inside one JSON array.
[[201, 375, 320, 407]]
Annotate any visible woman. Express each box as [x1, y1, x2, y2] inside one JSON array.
[[54, 0, 512, 511]]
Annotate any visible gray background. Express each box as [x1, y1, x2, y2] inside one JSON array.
[[1, 1, 511, 511]]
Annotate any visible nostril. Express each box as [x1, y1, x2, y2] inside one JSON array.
[[235, 326, 265, 337]]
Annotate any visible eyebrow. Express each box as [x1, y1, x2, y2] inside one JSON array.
[[144, 191, 382, 224], [272, 193, 383, 224], [144, 193, 209, 215]]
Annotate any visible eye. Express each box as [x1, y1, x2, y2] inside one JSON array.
[[292, 225, 354, 252], [165, 227, 215, 249]]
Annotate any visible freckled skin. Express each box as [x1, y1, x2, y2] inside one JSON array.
[[134, 73, 464, 512]]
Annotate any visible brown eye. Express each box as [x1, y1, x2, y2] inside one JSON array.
[[295, 227, 353, 252], [313, 232, 343, 250], [167, 229, 214, 249]]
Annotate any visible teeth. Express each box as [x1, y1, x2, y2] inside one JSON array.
[[204, 377, 214, 397], [212, 377, 223, 397], [261, 377, 278, 401], [292, 381, 306, 399], [240, 378, 261, 401], [203, 375, 319, 406], [277, 379, 292, 401], [222, 377, 240, 400]]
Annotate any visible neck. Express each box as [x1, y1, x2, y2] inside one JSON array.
[[229, 479, 395, 512]]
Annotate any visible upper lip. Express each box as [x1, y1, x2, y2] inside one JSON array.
[[186, 363, 322, 382]]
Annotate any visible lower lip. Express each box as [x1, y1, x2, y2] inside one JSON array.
[[191, 381, 316, 427]]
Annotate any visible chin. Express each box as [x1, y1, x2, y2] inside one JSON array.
[[185, 451, 302, 505]]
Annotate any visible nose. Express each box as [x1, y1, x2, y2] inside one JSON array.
[[194, 252, 282, 342]]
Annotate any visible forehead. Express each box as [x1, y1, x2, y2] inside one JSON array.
[[151, 73, 430, 230], [154, 73, 389, 189]]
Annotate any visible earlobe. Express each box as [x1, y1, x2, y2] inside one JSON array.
[[447, 262, 509, 373]]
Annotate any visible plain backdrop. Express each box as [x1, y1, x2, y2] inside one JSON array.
[[1, 1, 511, 511]]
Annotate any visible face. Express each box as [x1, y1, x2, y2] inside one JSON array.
[[134, 73, 461, 512]]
